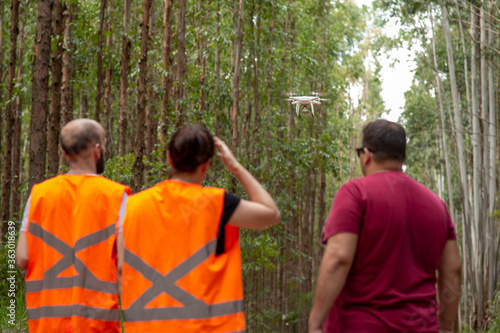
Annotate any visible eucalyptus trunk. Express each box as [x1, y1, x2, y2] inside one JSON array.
[[160, 0, 173, 163], [118, 0, 132, 156]]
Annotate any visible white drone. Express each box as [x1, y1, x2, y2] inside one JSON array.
[[286, 92, 327, 116]]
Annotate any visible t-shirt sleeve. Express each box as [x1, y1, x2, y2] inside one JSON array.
[[216, 192, 241, 256], [322, 182, 364, 244], [443, 202, 457, 240], [19, 194, 32, 233]]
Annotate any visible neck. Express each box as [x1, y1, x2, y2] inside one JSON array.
[[67, 161, 97, 175], [170, 172, 203, 185], [364, 161, 403, 176]]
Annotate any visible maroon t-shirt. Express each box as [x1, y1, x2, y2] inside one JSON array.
[[322, 171, 456, 333]]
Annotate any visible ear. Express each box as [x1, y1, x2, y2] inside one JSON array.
[[167, 152, 174, 168], [94, 143, 102, 160], [362, 147, 372, 165]]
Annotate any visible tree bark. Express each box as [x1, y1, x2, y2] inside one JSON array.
[[160, 0, 173, 163], [11, 20, 24, 218], [103, 0, 113, 159], [47, 0, 65, 177], [251, 2, 261, 164], [174, 0, 186, 128], [0, 2, 5, 186], [214, 0, 221, 136], [118, 0, 132, 156], [79, 90, 88, 118], [198, 1, 209, 123], [1, 0, 20, 229], [133, 0, 152, 193], [230, 0, 244, 150], [470, 5, 483, 325], [61, 2, 74, 126], [95, 0, 107, 122], [29, 0, 52, 191], [145, 0, 156, 163]]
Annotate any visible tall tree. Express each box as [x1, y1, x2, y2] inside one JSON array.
[[103, 0, 113, 158], [61, 2, 74, 126], [0, 2, 5, 211], [1, 0, 20, 232], [29, 0, 52, 191], [118, 0, 132, 155], [174, 0, 186, 127], [47, 0, 65, 177], [95, 0, 107, 122], [133, 0, 152, 192], [11, 20, 24, 218], [230, 0, 244, 150], [159, 0, 173, 163]]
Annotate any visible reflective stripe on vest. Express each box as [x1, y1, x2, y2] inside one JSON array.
[[26, 221, 119, 322], [123, 239, 244, 322]]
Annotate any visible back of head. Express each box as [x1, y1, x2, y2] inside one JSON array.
[[168, 125, 214, 173], [362, 119, 406, 163], [60, 119, 105, 158]]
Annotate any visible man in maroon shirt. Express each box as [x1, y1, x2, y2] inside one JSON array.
[[309, 119, 461, 333]]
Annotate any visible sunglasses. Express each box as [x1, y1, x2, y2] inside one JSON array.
[[356, 147, 374, 157]]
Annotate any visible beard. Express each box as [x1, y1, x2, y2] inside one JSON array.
[[96, 152, 105, 174]]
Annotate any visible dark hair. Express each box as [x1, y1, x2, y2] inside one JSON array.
[[60, 121, 103, 157], [362, 119, 406, 162], [168, 125, 214, 172]]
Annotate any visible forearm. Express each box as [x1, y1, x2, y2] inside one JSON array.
[[438, 271, 461, 331], [309, 256, 351, 331], [232, 163, 278, 212]]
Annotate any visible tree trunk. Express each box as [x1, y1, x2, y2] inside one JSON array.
[[1, 0, 20, 230], [174, 0, 186, 128], [230, 0, 244, 150], [0, 3, 5, 186], [79, 90, 88, 118], [118, 0, 132, 156], [198, 1, 209, 123], [61, 2, 74, 126], [145, 0, 156, 166], [480, 7, 489, 219], [160, 0, 173, 163], [214, 0, 221, 136], [29, 0, 52, 191], [470, 5, 483, 326], [251, 2, 261, 164], [103, 0, 113, 159], [47, 0, 65, 177], [487, 0, 497, 304], [95, 0, 107, 122], [11, 20, 24, 218], [133, 0, 151, 193]]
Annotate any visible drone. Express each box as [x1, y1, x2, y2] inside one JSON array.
[[286, 92, 328, 116]]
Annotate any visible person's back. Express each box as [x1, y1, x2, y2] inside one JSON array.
[[121, 181, 245, 332], [119, 124, 280, 332], [323, 171, 455, 332], [16, 119, 130, 333], [309, 119, 461, 333]]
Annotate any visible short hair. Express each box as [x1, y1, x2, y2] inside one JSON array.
[[362, 119, 406, 162], [60, 119, 104, 157], [168, 125, 214, 172]]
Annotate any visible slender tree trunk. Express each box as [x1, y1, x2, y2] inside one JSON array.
[[61, 2, 74, 126], [198, 1, 209, 123], [29, 0, 52, 191], [480, 7, 489, 219], [160, 0, 173, 162], [47, 0, 65, 177], [103, 0, 113, 159], [95, 0, 107, 122], [470, 5, 484, 326], [11, 20, 24, 218], [79, 90, 88, 118], [214, 0, 221, 136], [118, 0, 132, 156], [1, 0, 20, 230], [133, 0, 151, 193], [145, 0, 156, 162], [0, 3, 5, 185], [487, 0, 497, 305], [174, 0, 186, 128], [230, 0, 244, 151], [251, 2, 261, 164]]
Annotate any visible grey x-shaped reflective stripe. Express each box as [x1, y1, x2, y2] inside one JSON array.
[[26, 222, 120, 321], [123, 239, 244, 322]]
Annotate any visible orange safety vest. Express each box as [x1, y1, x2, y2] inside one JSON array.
[[25, 174, 131, 333], [121, 180, 246, 332]]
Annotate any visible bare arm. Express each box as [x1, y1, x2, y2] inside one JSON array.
[[117, 232, 124, 290], [15, 232, 28, 270], [308, 233, 358, 333], [438, 240, 461, 332], [214, 137, 280, 229]]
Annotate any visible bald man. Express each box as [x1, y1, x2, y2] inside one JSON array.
[[16, 119, 131, 333]]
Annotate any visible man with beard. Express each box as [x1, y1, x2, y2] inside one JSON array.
[[309, 119, 461, 333], [16, 119, 131, 333]]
